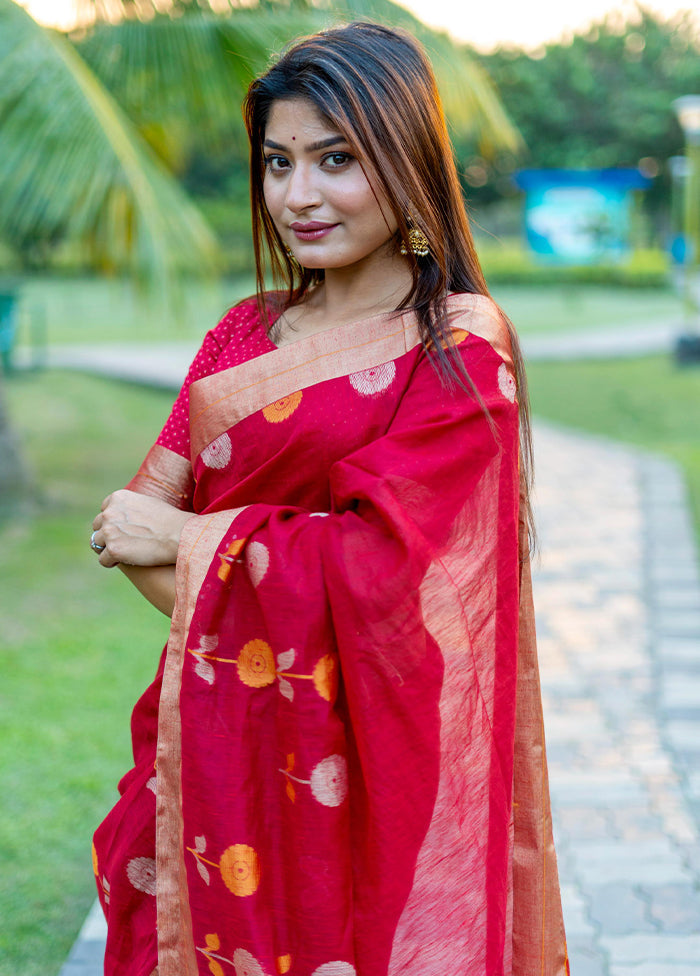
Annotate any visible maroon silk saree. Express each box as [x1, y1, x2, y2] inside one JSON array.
[[92, 293, 568, 976]]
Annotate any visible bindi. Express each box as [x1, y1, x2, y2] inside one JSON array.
[[292, 136, 296, 141]]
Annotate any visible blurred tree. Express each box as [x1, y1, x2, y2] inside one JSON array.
[[469, 5, 700, 214]]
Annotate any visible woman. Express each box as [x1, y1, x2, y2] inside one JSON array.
[[90, 22, 568, 976]]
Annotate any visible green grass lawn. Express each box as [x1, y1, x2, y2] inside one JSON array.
[[528, 355, 700, 533], [1, 345, 699, 975], [0, 372, 175, 976], [8, 274, 685, 351], [493, 284, 684, 336]]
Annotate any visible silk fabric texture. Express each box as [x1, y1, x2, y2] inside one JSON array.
[[92, 293, 568, 976]]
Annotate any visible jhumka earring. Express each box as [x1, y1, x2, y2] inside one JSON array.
[[399, 224, 431, 258], [284, 244, 301, 272]]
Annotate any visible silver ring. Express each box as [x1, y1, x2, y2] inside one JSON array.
[[90, 530, 105, 553]]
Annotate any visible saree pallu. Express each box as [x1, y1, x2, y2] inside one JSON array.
[[92, 293, 568, 976]]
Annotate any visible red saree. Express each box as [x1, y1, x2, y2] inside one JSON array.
[[92, 293, 568, 976]]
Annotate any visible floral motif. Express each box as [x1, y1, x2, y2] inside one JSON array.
[[189, 837, 261, 896], [189, 641, 333, 702], [220, 844, 261, 897], [233, 948, 268, 976], [498, 362, 517, 403], [246, 541, 270, 587], [146, 775, 157, 795], [311, 964, 356, 976], [310, 755, 349, 807], [237, 639, 277, 688], [276, 955, 292, 975], [126, 856, 156, 896], [189, 634, 219, 685], [201, 433, 233, 469], [312, 653, 339, 702], [196, 934, 272, 976], [262, 390, 303, 423], [280, 754, 348, 807], [348, 361, 396, 396], [218, 538, 246, 583]]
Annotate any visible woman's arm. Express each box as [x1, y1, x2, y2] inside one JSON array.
[[118, 564, 176, 618], [91, 490, 192, 617]]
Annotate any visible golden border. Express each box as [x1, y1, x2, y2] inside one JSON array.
[[189, 294, 509, 460], [155, 509, 246, 976]]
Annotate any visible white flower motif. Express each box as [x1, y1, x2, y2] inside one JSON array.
[[233, 947, 268, 976], [312, 964, 356, 976], [349, 361, 396, 396], [310, 755, 348, 807], [201, 432, 232, 469], [126, 856, 156, 896], [195, 659, 216, 685], [497, 362, 517, 403], [246, 541, 270, 587], [146, 776, 157, 795], [309, 512, 330, 517]]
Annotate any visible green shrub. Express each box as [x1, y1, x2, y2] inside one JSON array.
[[479, 243, 671, 289]]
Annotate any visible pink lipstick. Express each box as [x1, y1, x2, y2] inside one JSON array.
[[290, 221, 338, 241]]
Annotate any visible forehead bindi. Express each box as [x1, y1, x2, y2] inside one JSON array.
[[265, 99, 347, 152]]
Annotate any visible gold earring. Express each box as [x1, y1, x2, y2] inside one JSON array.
[[400, 225, 431, 258], [284, 244, 301, 272]]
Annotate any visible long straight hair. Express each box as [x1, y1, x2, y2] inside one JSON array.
[[243, 22, 534, 547]]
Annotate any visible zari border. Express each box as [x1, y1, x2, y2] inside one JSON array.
[[127, 444, 194, 510], [155, 508, 246, 976], [512, 524, 568, 974], [189, 294, 511, 460]]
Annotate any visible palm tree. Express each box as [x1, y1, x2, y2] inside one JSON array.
[[0, 0, 522, 510]]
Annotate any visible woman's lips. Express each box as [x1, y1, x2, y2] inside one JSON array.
[[290, 222, 338, 241]]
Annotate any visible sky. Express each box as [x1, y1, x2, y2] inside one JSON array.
[[17, 0, 700, 50]]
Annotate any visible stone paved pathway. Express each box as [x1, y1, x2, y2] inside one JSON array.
[[534, 425, 700, 976], [54, 387, 700, 974]]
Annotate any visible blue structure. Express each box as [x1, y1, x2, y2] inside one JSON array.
[[513, 169, 651, 265]]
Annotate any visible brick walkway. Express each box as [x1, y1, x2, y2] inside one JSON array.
[[534, 425, 700, 975]]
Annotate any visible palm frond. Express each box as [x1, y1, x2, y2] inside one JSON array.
[[76, 0, 522, 159], [76, 7, 322, 164], [0, 0, 222, 291]]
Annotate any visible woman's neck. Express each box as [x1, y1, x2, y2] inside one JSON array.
[[317, 254, 413, 323]]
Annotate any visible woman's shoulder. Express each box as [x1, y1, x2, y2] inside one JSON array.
[[444, 291, 514, 367]]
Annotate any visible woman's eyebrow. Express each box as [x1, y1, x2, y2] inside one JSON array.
[[263, 135, 348, 152]]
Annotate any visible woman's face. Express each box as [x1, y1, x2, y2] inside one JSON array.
[[262, 98, 398, 272]]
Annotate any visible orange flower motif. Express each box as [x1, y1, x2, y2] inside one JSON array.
[[430, 328, 470, 350], [262, 390, 303, 423], [218, 537, 246, 583], [277, 955, 292, 974], [237, 639, 276, 688], [219, 844, 261, 897], [312, 654, 339, 702], [450, 328, 469, 345]]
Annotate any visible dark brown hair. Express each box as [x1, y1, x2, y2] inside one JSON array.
[[243, 22, 534, 546]]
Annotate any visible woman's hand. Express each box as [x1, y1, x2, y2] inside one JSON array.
[[91, 489, 193, 568]]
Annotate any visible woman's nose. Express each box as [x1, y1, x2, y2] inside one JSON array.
[[284, 163, 321, 212]]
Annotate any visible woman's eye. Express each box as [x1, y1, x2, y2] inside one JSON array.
[[264, 155, 289, 173], [323, 152, 352, 169]]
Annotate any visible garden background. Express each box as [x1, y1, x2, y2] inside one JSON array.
[[1, 1, 699, 973]]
